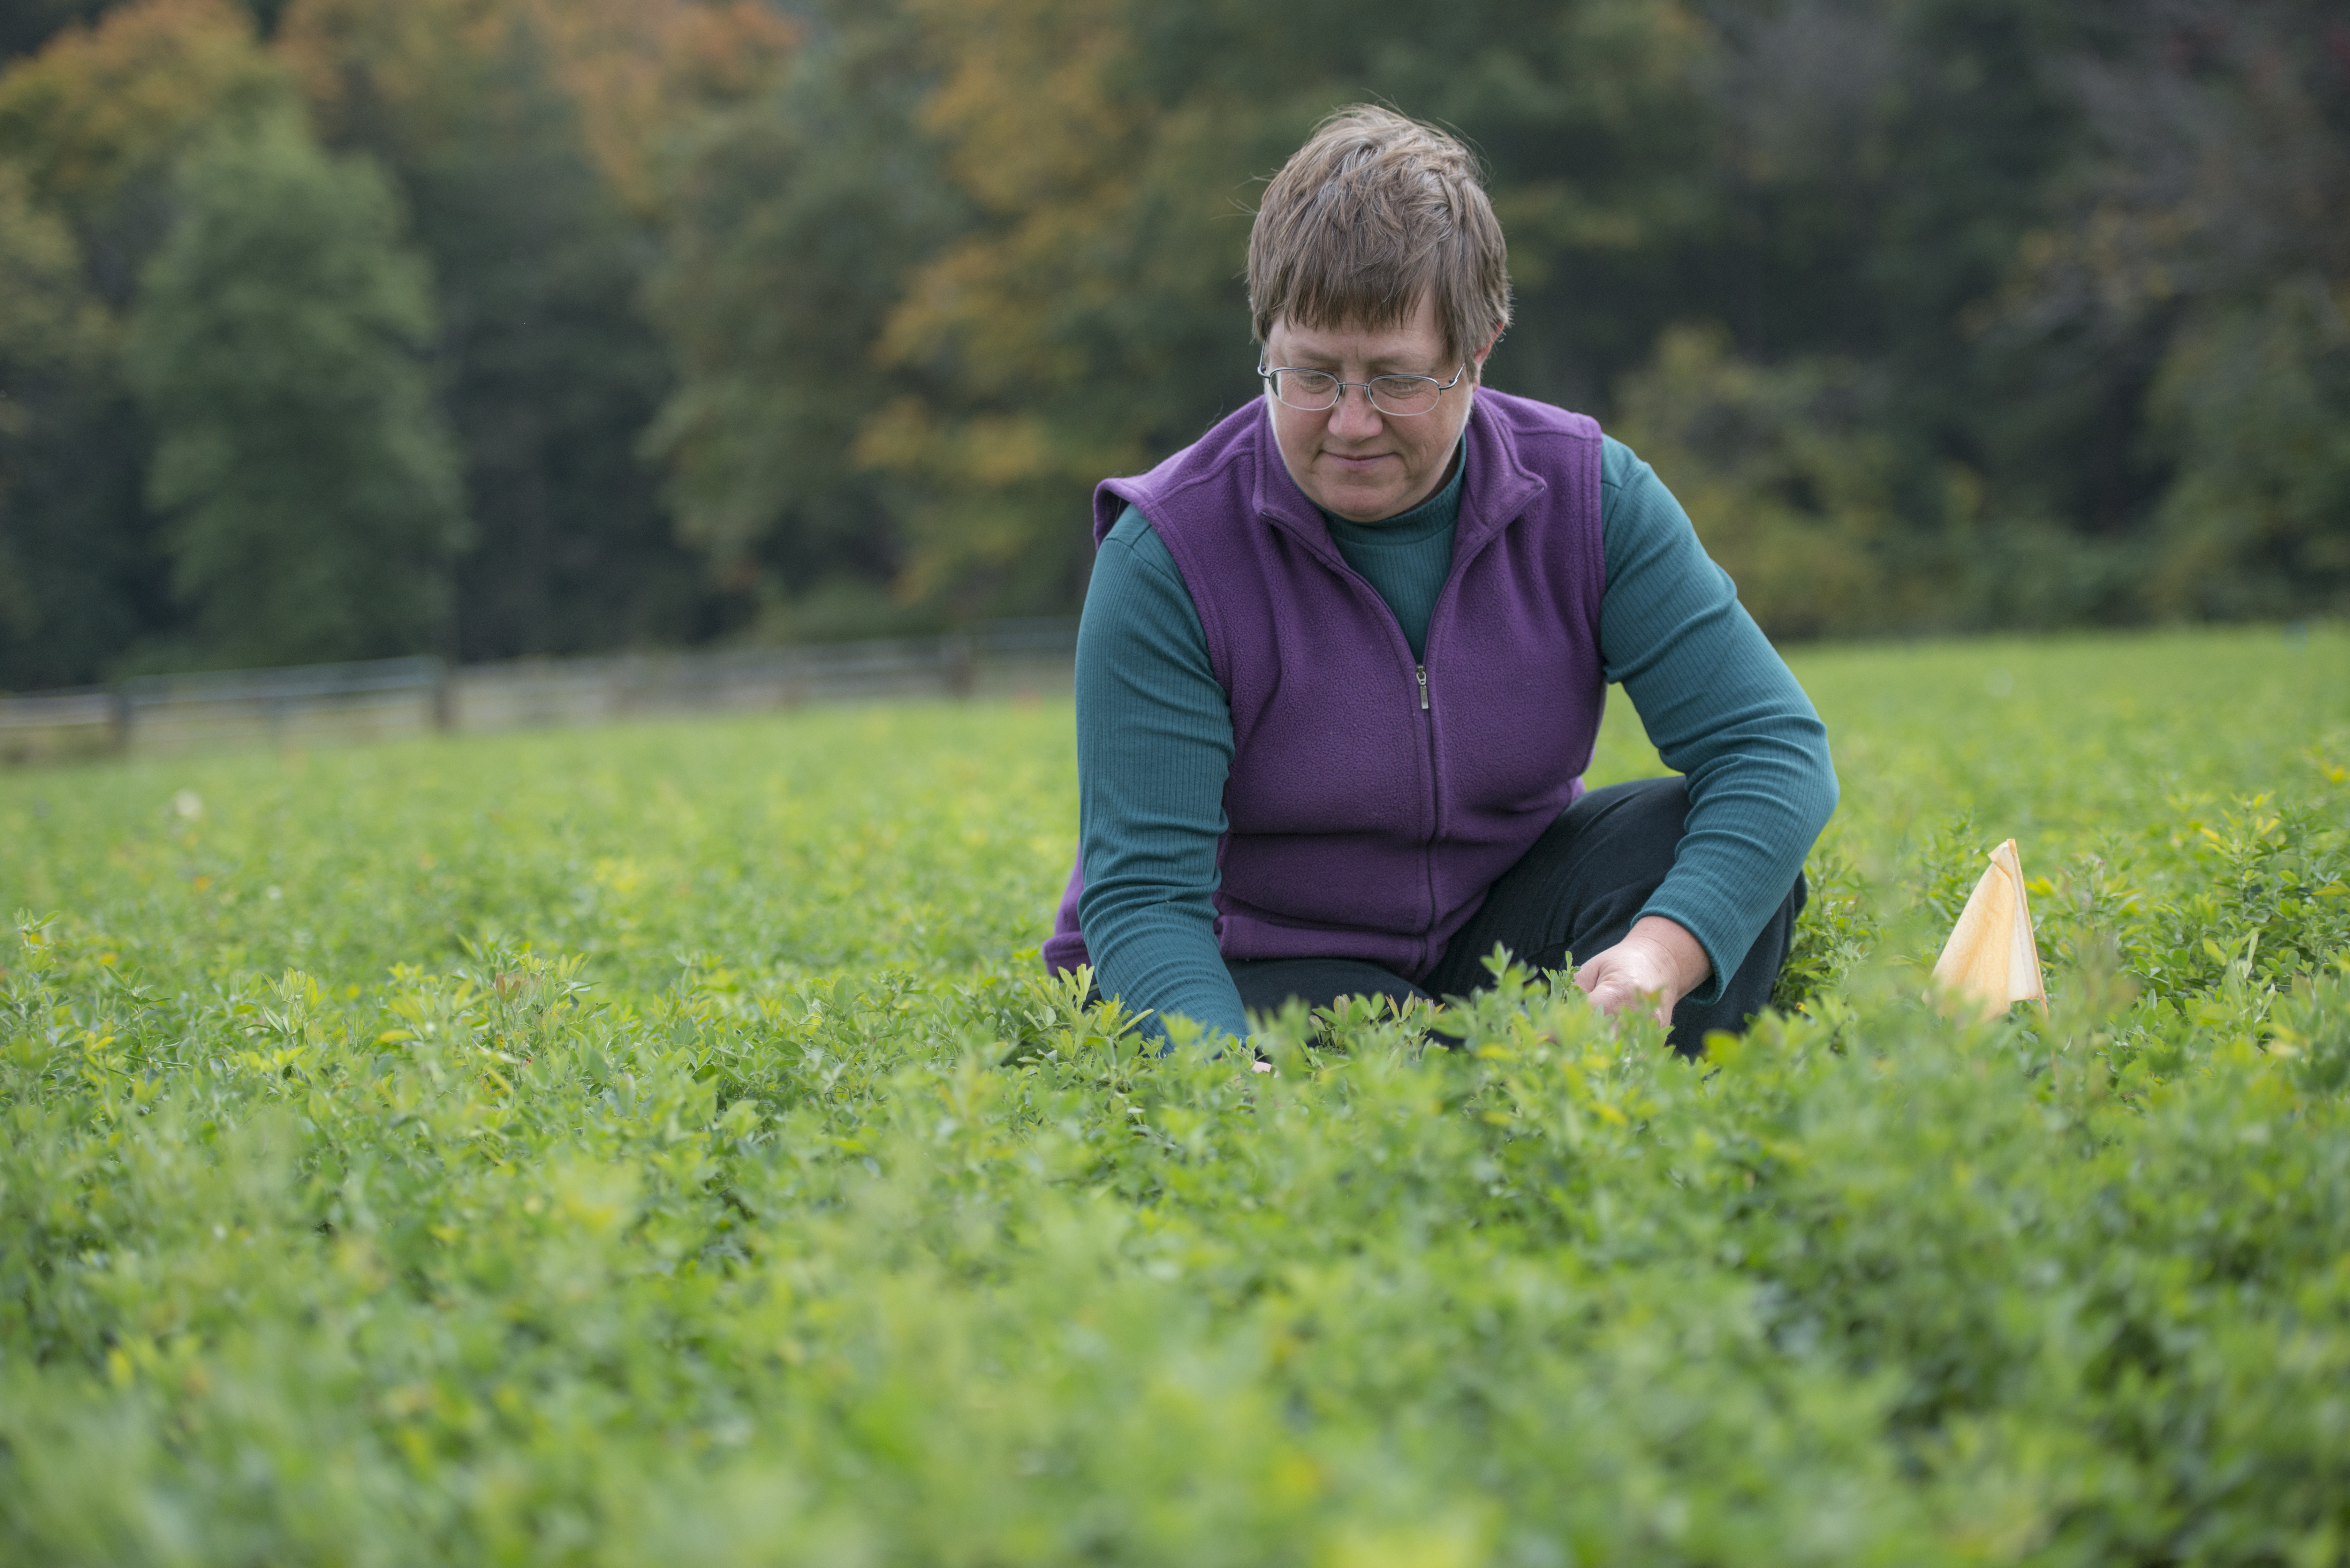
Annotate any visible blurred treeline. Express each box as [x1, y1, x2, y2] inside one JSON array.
[[1, 0, 2344, 687]]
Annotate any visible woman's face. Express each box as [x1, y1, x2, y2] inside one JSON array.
[[1260, 294, 1492, 523]]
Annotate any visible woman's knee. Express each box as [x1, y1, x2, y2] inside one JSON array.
[[1536, 773, 1692, 895], [1565, 774, 1690, 840]]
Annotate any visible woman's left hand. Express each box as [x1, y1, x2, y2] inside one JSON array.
[[1572, 916, 1710, 1027]]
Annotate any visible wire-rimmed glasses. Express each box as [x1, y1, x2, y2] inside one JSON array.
[[1257, 362, 1467, 417]]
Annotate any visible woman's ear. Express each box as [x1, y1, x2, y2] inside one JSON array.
[[1472, 323, 1504, 374]]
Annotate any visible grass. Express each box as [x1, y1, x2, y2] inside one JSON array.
[[1, 625, 2346, 1565]]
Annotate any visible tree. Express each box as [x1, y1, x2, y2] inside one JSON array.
[[2002, 0, 2350, 619], [514, 0, 795, 221], [0, 0, 297, 685], [1, 1, 121, 65], [643, 0, 970, 635], [656, 0, 1713, 623], [125, 112, 466, 667], [0, 0, 293, 298], [2144, 283, 2350, 619], [1610, 324, 1900, 640], [6, 0, 2343, 677], [278, 0, 788, 660], [0, 161, 129, 689]]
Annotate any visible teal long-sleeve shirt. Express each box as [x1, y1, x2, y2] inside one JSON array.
[[1073, 429, 1837, 1043]]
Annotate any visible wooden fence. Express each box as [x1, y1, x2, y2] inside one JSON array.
[[0, 620, 1077, 767]]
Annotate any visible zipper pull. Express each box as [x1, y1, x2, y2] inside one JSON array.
[[1416, 665, 1429, 711]]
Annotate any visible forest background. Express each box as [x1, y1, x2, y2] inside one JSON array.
[[0, 0, 2345, 690]]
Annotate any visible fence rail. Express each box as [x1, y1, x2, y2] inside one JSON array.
[[0, 619, 1078, 767]]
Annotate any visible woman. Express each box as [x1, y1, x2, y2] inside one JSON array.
[[1044, 107, 1837, 1055]]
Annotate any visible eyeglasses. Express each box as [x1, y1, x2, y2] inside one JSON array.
[[1257, 362, 1467, 417]]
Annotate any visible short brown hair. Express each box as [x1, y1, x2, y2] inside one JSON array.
[[1248, 105, 1511, 366]]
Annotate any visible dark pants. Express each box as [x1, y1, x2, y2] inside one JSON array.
[[1226, 776, 1805, 1057]]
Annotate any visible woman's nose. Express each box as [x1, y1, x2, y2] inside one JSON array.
[[1328, 382, 1383, 438]]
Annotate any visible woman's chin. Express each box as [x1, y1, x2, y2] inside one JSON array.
[[1313, 477, 1404, 522]]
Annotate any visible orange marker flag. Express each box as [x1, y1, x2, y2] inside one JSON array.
[[1931, 838, 2047, 1020]]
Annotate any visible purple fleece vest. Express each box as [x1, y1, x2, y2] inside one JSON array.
[[1045, 389, 1609, 982]]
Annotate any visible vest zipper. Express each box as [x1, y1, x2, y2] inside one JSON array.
[[1417, 660, 1437, 969]]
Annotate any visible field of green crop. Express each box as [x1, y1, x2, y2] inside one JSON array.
[[4, 626, 2349, 1566]]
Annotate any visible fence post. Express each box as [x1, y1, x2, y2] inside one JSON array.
[[429, 657, 454, 732], [942, 633, 976, 698], [109, 686, 134, 755]]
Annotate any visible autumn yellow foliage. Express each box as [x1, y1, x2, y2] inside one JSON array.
[[0, 0, 290, 220]]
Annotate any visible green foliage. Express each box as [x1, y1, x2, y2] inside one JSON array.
[[0, 3, 116, 65], [124, 110, 466, 667], [0, 0, 299, 689], [1768, 846, 1875, 1015], [0, 158, 134, 690], [0, 0, 757, 683], [1611, 323, 1902, 640], [7, 0, 2349, 672], [678, 0, 1724, 618], [286, 0, 715, 660], [650, 0, 2348, 633], [643, 0, 970, 618], [2146, 280, 2350, 621], [0, 0, 295, 267], [0, 164, 106, 390], [1978, 0, 2350, 617], [0, 628, 2346, 1562]]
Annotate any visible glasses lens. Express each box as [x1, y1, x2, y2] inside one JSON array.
[[1368, 376, 1443, 416], [1272, 369, 1339, 410]]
